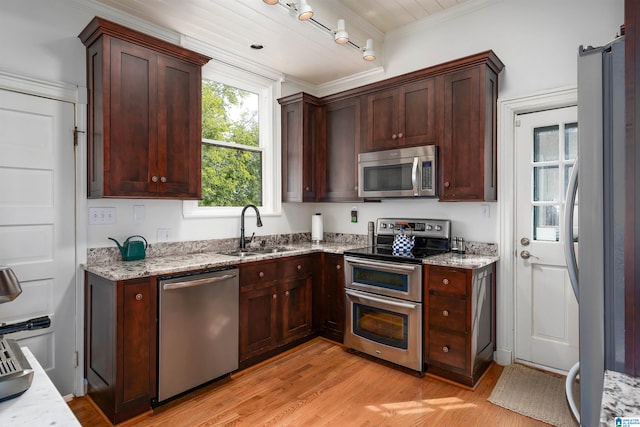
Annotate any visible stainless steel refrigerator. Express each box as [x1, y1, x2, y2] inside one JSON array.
[[564, 36, 626, 426]]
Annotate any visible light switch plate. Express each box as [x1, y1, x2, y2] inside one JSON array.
[[157, 228, 170, 242], [89, 207, 116, 225]]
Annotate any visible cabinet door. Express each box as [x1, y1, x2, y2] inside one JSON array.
[[281, 99, 321, 202], [321, 254, 345, 342], [108, 38, 158, 197], [364, 88, 399, 151], [157, 55, 202, 198], [239, 282, 278, 361], [119, 278, 156, 407], [280, 276, 312, 343], [400, 78, 436, 147], [442, 67, 481, 200], [321, 98, 361, 201]]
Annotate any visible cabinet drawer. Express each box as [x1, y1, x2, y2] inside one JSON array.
[[277, 256, 311, 279], [428, 267, 467, 295], [428, 329, 467, 371], [240, 262, 277, 286], [428, 294, 467, 333]]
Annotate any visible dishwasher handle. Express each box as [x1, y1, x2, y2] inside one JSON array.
[[162, 273, 237, 291]]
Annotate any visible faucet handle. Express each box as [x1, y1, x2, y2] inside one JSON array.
[[244, 232, 256, 245]]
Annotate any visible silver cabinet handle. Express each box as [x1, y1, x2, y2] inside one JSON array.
[[442, 278, 450, 285], [442, 346, 450, 353], [442, 310, 449, 317], [259, 271, 264, 278], [135, 293, 143, 301], [160, 176, 167, 183], [152, 176, 159, 183]]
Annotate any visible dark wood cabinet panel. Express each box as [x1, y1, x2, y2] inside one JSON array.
[[440, 54, 502, 201], [85, 272, 157, 424], [239, 255, 314, 365], [79, 17, 209, 199], [319, 253, 345, 343], [363, 78, 436, 152], [279, 93, 323, 202], [321, 98, 361, 201], [424, 263, 495, 387]]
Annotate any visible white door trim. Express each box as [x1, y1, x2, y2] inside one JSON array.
[[0, 68, 88, 397], [496, 87, 576, 366]]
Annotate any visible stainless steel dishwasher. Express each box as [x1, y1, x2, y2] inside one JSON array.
[[157, 267, 239, 402]]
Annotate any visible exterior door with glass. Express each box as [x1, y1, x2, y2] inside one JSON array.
[[514, 106, 579, 371]]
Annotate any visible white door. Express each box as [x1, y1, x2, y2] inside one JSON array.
[[0, 89, 76, 395], [514, 106, 579, 372]]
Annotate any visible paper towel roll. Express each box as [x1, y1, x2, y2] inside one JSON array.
[[311, 213, 323, 243]]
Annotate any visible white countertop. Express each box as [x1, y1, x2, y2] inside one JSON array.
[[0, 347, 80, 427]]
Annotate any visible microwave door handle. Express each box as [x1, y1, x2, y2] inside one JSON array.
[[411, 157, 419, 196]]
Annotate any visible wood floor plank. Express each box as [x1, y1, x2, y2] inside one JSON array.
[[68, 338, 549, 426]]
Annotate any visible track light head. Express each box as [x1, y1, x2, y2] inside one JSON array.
[[334, 19, 349, 44], [297, 0, 313, 20], [362, 39, 376, 61]]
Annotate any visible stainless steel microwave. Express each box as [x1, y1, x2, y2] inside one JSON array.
[[358, 145, 437, 198]]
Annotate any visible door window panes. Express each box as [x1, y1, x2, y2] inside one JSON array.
[[534, 166, 559, 202], [534, 125, 560, 162], [531, 121, 577, 242]]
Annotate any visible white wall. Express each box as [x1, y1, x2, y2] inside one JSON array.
[[0, 0, 624, 249]]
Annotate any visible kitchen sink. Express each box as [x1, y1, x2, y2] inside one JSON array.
[[220, 247, 293, 257]]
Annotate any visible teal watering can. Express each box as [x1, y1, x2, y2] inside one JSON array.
[[109, 235, 148, 261]]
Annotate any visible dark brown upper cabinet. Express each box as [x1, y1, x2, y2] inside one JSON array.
[[278, 50, 503, 203], [278, 93, 323, 202], [79, 17, 210, 199], [362, 78, 436, 152], [439, 52, 503, 201]]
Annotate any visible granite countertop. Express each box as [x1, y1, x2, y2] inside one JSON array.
[[600, 370, 640, 425], [423, 253, 499, 269], [84, 242, 499, 282]]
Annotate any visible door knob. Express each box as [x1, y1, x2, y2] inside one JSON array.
[[520, 250, 539, 260], [520, 237, 530, 246]]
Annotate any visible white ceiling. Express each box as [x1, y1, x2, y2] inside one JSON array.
[[94, 0, 470, 86]]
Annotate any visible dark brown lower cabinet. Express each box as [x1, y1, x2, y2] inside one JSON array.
[[424, 263, 496, 387], [85, 272, 157, 424], [239, 255, 314, 367], [319, 253, 345, 343]]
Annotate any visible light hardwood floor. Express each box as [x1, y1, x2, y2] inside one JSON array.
[[69, 338, 548, 426]]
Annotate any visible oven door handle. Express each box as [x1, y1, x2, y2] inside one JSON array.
[[346, 289, 418, 310], [344, 256, 419, 273]]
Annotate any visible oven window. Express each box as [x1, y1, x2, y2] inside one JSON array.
[[352, 267, 408, 292], [353, 303, 408, 349]]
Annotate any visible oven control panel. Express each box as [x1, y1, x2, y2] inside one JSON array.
[[377, 218, 451, 239]]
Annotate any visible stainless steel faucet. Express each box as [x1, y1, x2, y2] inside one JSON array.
[[240, 204, 263, 249]]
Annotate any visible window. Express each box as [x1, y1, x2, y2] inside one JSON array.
[[183, 60, 280, 218], [200, 81, 262, 207]]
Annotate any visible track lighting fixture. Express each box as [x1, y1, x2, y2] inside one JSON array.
[[362, 39, 376, 61], [262, 0, 376, 62], [334, 19, 349, 44], [297, 0, 313, 21]]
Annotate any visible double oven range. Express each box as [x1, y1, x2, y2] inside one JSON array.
[[343, 218, 451, 372]]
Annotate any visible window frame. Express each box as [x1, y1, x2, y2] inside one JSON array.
[[183, 60, 281, 218]]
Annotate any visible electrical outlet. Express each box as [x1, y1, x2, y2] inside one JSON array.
[[134, 205, 145, 223], [480, 204, 490, 219], [157, 228, 170, 242], [89, 207, 116, 225]]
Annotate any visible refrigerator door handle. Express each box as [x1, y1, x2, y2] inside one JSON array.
[[563, 155, 579, 301]]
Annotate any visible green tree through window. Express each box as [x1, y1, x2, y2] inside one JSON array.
[[200, 80, 262, 207]]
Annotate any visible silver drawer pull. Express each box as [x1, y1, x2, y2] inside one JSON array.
[[259, 271, 264, 278], [442, 346, 450, 353], [442, 278, 450, 285], [442, 310, 449, 317], [297, 264, 302, 270]]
